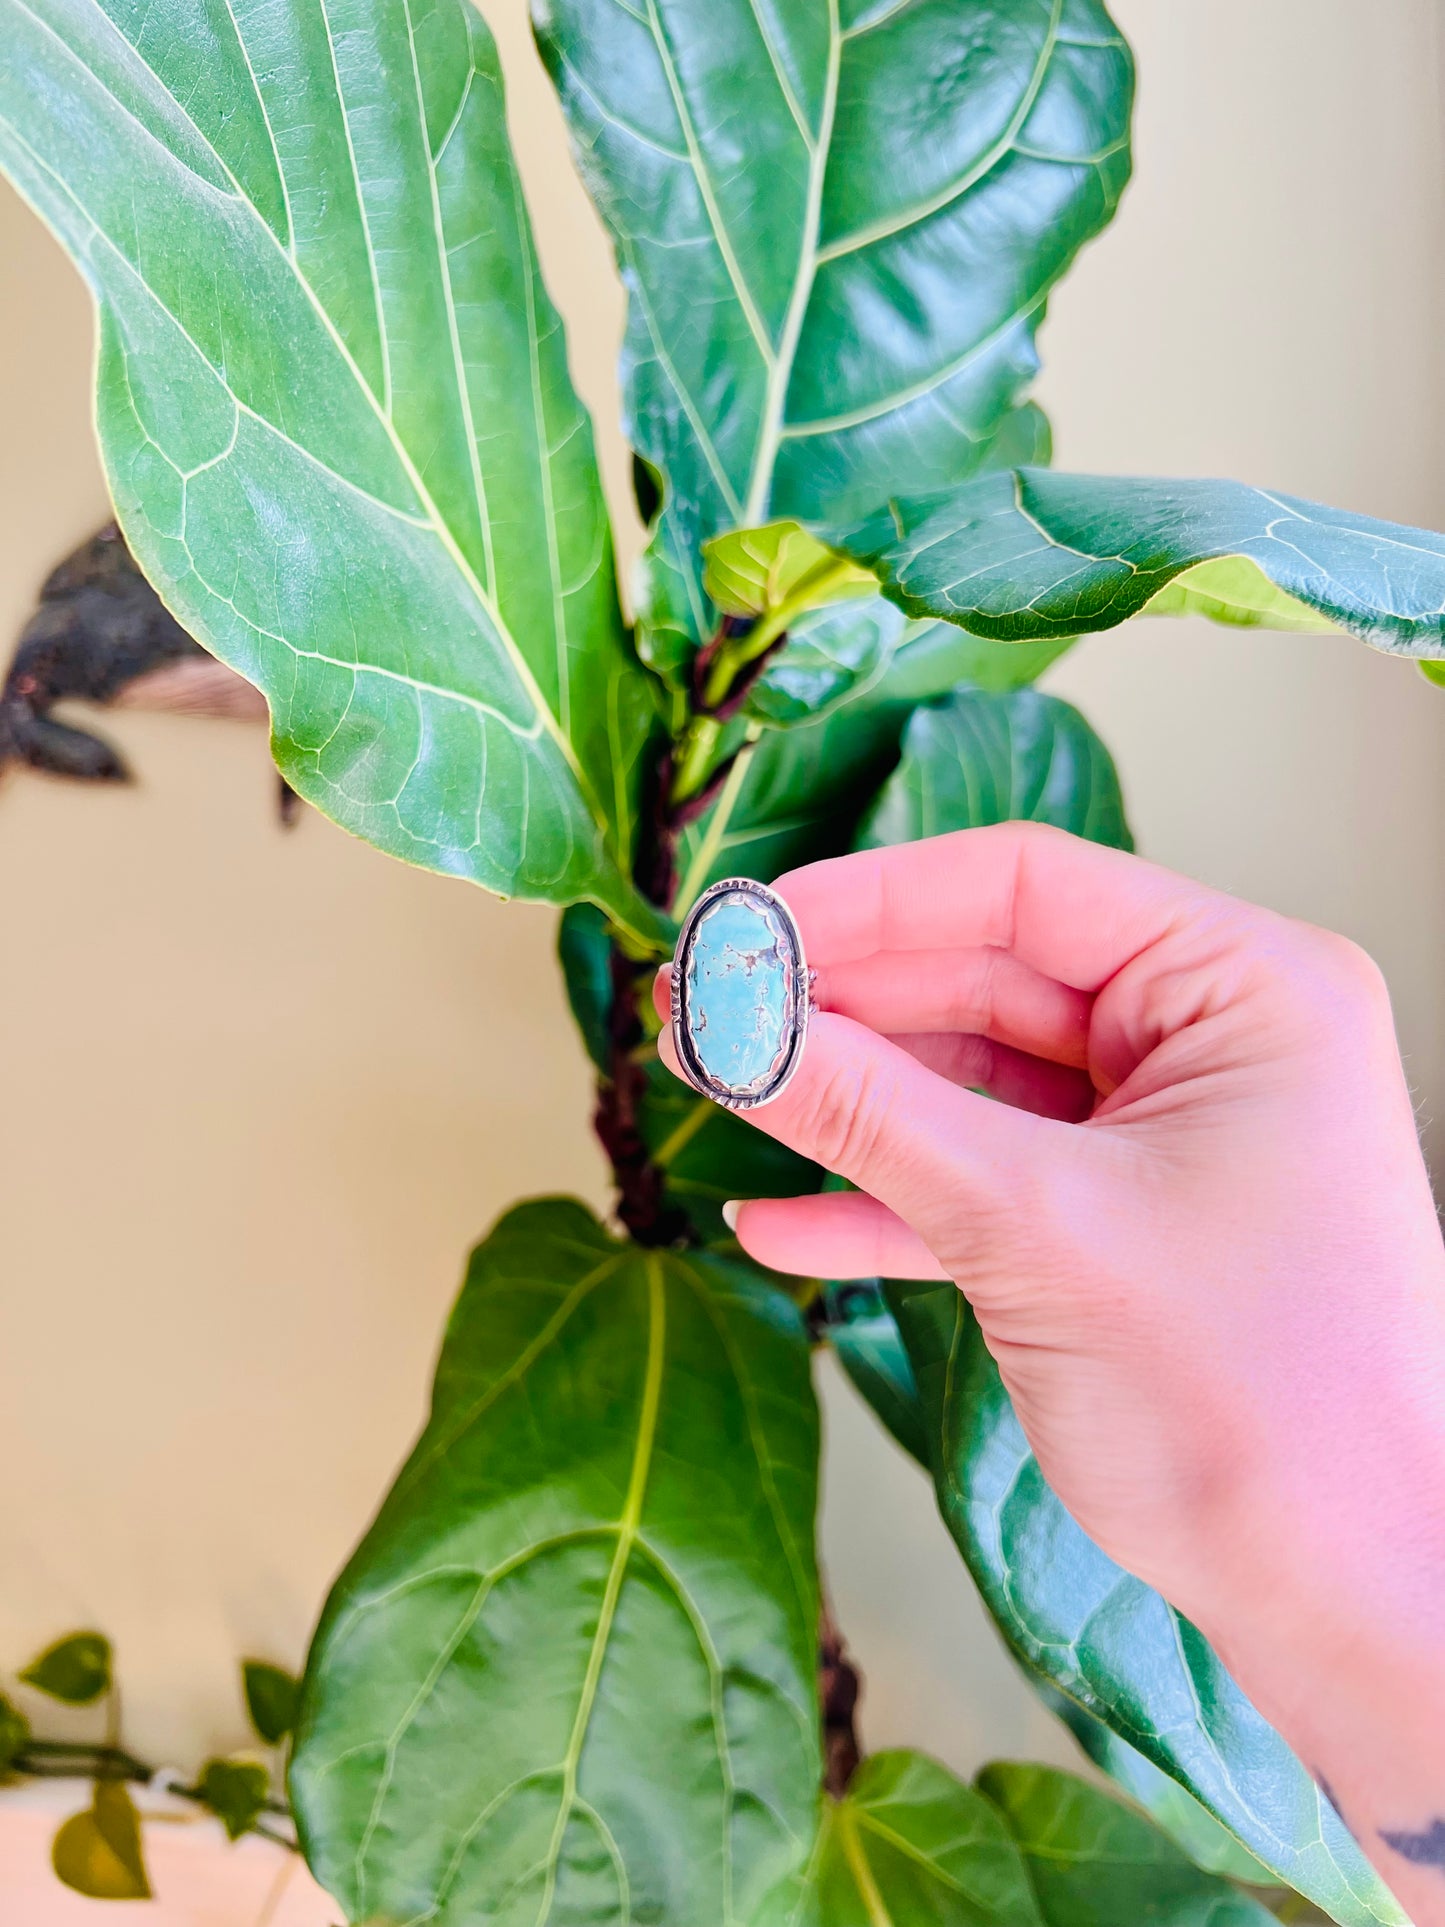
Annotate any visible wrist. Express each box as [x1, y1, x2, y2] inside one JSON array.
[[1196, 1393, 1445, 1758]]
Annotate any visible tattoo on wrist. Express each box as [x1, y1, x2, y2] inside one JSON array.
[[1380, 1819, 1445, 1870]]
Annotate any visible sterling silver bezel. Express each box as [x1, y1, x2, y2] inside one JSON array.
[[670, 877, 812, 1111]]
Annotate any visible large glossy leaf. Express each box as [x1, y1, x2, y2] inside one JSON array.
[[977, 1762, 1276, 1927], [856, 686, 1131, 852], [1037, 1690, 1276, 1887], [887, 1282, 1406, 1927], [292, 1198, 822, 1926], [534, 0, 1133, 675], [1, 0, 667, 944], [842, 470, 1445, 659]]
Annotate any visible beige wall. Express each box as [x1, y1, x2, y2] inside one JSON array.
[[1, 0, 1442, 1784]]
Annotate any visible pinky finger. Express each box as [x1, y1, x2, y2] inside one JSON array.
[[731, 1191, 950, 1282]]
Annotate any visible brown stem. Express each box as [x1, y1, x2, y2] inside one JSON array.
[[820, 1602, 862, 1797]]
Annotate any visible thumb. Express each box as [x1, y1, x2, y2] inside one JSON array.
[[656, 999, 1064, 1264]]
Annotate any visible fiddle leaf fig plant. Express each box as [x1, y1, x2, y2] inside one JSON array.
[[5, 0, 1444, 1921]]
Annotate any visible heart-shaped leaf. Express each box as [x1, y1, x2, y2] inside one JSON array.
[[0, 1693, 30, 1775], [21, 1631, 112, 1705], [842, 470, 1445, 659], [52, 1780, 152, 1901], [856, 686, 1131, 852], [242, 1659, 301, 1747], [888, 1282, 1406, 1927], [1, 0, 666, 946], [292, 1198, 821, 1927], [534, 0, 1133, 674], [198, 1757, 271, 1841]]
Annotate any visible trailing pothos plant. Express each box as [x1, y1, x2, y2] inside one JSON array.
[[5, 0, 1445, 1920]]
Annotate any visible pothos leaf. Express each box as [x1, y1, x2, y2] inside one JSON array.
[[887, 1282, 1406, 1927], [242, 1659, 301, 1747], [0, 0, 667, 947], [292, 1198, 821, 1927], [534, 0, 1133, 676], [20, 1631, 112, 1705], [841, 469, 1445, 660], [52, 1781, 152, 1901], [0, 1693, 30, 1775], [198, 1757, 271, 1841], [856, 686, 1132, 853]]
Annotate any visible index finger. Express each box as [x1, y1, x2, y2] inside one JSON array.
[[773, 822, 1217, 993]]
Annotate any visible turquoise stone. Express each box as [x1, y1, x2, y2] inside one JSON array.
[[684, 895, 793, 1094]]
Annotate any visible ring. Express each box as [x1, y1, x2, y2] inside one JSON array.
[[670, 877, 815, 1111]]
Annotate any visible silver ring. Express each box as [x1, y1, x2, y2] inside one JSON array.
[[671, 877, 815, 1111]]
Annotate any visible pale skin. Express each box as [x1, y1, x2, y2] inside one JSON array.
[[655, 822, 1445, 1924]]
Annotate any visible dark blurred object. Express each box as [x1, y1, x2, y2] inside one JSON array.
[[1, 523, 296, 818]]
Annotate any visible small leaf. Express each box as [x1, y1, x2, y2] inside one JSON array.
[[1420, 660, 1445, 689], [198, 1756, 271, 1842], [705, 523, 876, 623], [0, 1692, 30, 1775], [52, 1780, 151, 1901], [21, 1631, 112, 1705], [242, 1660, 301, 1748], [978, 1762, 1277, 1927]]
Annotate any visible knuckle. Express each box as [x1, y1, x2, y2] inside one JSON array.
[[798, 1059, 893, 1178]]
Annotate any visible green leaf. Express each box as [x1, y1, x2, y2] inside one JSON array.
[[842, 469, 1445, 660], [1419, 660, 1445, 689], [1037, 1689, 1276, 1887], [856, 686, 1132, 853], [887, 1283, 1406, 1927], [292, 1198, 821, 1927], [534, 0, 1133, 675], [823, 1282, 929, 1468], [978, 1762, 1277, 1927], [52, 1780, 152, 1901], [0, 1692, 30, 1775], [198, 1757, 271, 1842], [706, 522, 876, 623], [557, 902, 617, 1075], [242, 1659, 300, 1748], [21, 1631, 111, 1705], [784, 1750, 1043, 1927], [1, 0, 667, 947]]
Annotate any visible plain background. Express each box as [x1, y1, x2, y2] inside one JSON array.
[[1, 0, 1443, 1782]]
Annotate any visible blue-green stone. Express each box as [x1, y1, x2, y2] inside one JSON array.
[[684, 897, 791, 1092]]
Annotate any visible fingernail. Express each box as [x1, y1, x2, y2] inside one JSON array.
[[722, 1200, 741, 1232]]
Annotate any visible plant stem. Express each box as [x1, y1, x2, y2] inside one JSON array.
[[820, 1603, 862, 1797], [14, 1744, 296, 1846]]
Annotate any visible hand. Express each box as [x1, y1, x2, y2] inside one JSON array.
[[656, 824, 1445, 1915]]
